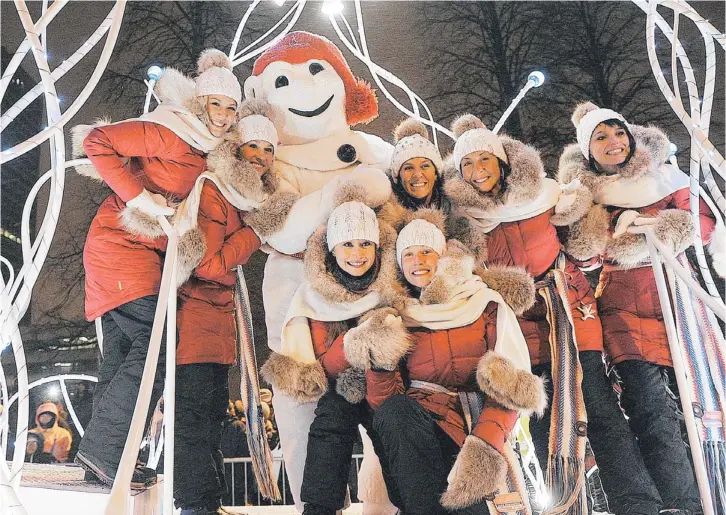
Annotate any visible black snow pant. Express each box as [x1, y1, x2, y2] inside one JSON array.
[[173, 363, 230, 510], [614, 360, 702, 514], [301, 387, 375, 511], [79, 295, 166, 472], [530, 351, 663, 515], [372, 394, 490, 515]]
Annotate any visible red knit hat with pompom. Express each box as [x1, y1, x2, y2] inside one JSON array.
[[252, 31, 378, 126]]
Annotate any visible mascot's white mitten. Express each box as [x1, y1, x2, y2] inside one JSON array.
[[127, 189, 174, 217]]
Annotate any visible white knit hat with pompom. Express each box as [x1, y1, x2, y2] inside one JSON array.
[[451, 114, 508, 173], [572, 102, 629, 159], [195, 49, 242, 105], [390, 118, 443, 182], [236, 99, 280, 152], [396, 219, 446, 266], [326, 202, 380, 251]]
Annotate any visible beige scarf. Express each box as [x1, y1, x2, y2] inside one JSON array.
[[457, 177, 561, 234], [139, 103, 221, 153], [280, 282, 382, 364], [401, 276, 531, 373], [594, 162, 689, 209]]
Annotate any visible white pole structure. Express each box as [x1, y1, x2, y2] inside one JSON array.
[[160, 216, 179, 515], [144, 65, 164, 114], [104, 217, 177, 515], [492, 71, 545, 135], [645, 229, 716, 515]]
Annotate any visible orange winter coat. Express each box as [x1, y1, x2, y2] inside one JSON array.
[[486, 210, 603, 366], [309, 319, 354, 379], [177, 182, 261, 365], [366, 308, 519, 454], [83, 122, 207, 320], [598, 189, 716, 368]]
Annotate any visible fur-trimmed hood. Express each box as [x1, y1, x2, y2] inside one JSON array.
[[304, 220, 406, 308], [444, 136, 545, 213], [557, 124, 670, 197], [378, 194, 448, 234], [154, 67, 212, 126]]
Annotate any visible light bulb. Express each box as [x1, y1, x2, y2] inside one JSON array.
[[528, 71, 545, 88], [147, 65, 164, 81]]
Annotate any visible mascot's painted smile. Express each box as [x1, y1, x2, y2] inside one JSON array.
[[288, 95, 334, 117]]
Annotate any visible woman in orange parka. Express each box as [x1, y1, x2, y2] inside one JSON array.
[[173, 100, 295, 515], [367, 220, 544, 515], [557, 102, 719, 514], [444, 114, 661, 514], [75, 50, 242, 489]]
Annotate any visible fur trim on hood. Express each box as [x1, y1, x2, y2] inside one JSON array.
[[444, 136, 545, 213], [304, 220, 406, 308], [155, 67, 211, 125], [557, 124, 671, 197], [378, 195, 448, 234]]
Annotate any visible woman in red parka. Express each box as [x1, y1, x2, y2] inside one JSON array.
[[75, 49, 243, 489], [444, 114, 662, 514], [367, 219, 545, 515], [173, 100, 297, 515], [556, 102, 719, 514]]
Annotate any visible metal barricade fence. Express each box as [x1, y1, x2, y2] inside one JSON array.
[[223, 454, 364, 506]]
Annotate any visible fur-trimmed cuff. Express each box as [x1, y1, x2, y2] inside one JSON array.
[[344, 308, 411, 370], [420, 240, 475, 305], [550, 183, 594, 227], [332, 167, 392, 209], [176, 228, 206, 286], [260, 352, 327, 403], [708, 224, 725, 278], [243, 190, 299, 238], [474, 265, 535, 315], [440, 436, 506, 509], [476, 352, 547, 416], [119, 207, 165, 239], [653, 209, 694, 255], [72, 120, 110, 181], [335, 367, 367, 404], [606, 232, 648, 267], [565, 204, 610, 261]]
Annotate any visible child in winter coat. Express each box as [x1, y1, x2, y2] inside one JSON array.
[[261, 201, 407, 515], [445, 114, 662, 514], [75, 49, 242, 489], [367, 220, 546, 515], [172, 100, 295, 515], [557, 102, 719, 514]]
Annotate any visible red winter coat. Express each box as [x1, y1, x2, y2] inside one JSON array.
[[177, 182, 261, 365], [598, 189, 715, 368], [366, 308, 519, 454], [83, 122, 207, 320], [486, 209, 604, 365], [308, 319, 354, 378]]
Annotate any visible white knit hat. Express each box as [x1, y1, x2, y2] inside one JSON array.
[[195, 49, 242, 106], [326, 202, 380, 251], [572, 102, 629, 158], [238, 115, 278, 153], [390, 118, 443, 182], [451, 114, 508, 173], [396, 219, 446, 266]]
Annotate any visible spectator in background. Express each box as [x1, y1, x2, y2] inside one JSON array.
[[29, 401, 72, 463]]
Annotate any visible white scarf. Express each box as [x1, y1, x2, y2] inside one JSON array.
[[173, 171, 267, 236], [401, 276, 531, 373], [280, 282, 382, 363], [594, 163, 690, 209], [138, 103, 221, 153], [457, 177, 561, 234]]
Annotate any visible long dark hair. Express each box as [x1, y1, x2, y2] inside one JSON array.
[[587, 119, 637, 173], [325, 248, 381, 293], [392, 174, 447, 210]]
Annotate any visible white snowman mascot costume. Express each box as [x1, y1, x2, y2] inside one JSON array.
[[244, 32, 394, 512]]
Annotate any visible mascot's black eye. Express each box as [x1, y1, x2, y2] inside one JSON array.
[[309, 62, 324, 75], [275, 76, 289, 88]]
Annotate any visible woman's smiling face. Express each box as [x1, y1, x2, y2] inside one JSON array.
[[399, 157, 437, 201], [461, 151, 501, 194], [589, 122, 631, 168], [332, 239, 376, 277], [400, 245, 440, 288]]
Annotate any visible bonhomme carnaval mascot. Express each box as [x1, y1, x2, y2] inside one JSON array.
[[243, 32, 394, 512]]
